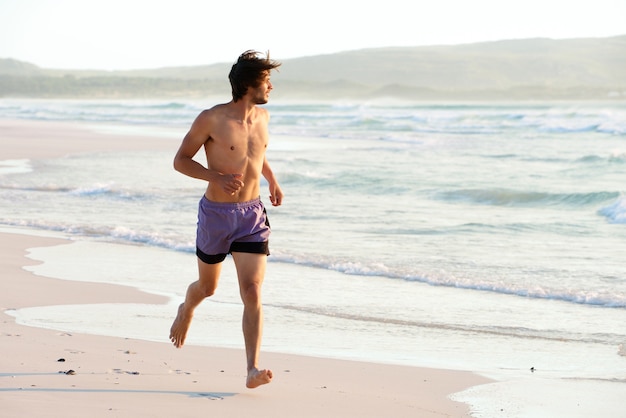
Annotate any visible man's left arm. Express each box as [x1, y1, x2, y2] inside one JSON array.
[[262, 156, 283, 206]]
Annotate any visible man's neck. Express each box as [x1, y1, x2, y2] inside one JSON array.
[[228, 99, 257, 122]]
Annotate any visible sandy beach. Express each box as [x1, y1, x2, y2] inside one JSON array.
[[1, 119, 490, 418]]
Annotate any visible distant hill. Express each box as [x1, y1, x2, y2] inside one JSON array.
[[1, 36, 625, 100]]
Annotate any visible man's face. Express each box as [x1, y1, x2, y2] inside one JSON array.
[[251, 71, 273, 105]]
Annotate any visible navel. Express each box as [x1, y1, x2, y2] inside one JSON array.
[[230, 146, 235, 151]]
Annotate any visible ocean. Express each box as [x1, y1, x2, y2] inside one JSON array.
[[1, 98, 625, 417]]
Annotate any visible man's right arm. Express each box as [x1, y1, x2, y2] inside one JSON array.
[[173, 110, 244, 195], [173, 111, 215, 181]]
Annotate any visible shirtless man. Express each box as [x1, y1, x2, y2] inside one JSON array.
[[169, 51, 282, 389]]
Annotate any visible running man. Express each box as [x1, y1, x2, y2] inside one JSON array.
[[169, 50, 282, 389]]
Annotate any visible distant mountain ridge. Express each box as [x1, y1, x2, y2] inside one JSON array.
[[1, 35, 625, 100]]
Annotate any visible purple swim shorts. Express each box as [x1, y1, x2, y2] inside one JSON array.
[[195, 196, 271, 264]]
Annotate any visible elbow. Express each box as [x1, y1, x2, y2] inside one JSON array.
[[173, 154, 183, 173]]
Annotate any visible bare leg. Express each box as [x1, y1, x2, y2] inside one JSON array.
[[232, 252, 273, 388], [169, 259, 221, 348]]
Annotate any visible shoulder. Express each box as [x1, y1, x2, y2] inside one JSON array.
[[255, 106, 270, 122], [191, 104, 226, 130], [198, 104, 227, 120]]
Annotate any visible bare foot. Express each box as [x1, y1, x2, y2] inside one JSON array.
[[169, 303, 192, 348], [246, 367, 273, 389]]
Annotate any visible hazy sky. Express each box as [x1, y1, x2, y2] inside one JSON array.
[[1, 0, 624, 70]]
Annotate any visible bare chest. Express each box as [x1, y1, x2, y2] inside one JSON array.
[[225, 122, 267, 155], [206, 121, 267, 169]]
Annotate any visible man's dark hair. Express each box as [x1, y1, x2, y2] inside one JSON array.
[[229, 50, 281, 102]]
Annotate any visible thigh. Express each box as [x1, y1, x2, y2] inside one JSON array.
[[231, 252, 267, 290], [197, 257, 222, 294]]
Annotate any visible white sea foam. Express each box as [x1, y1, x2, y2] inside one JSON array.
[[0, 159, 32, 174], [598, 195, 626, 223]]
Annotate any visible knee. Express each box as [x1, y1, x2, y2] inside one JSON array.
[[194, 281, 216, 298], [241, 283, 262, 306], [202, 284, 217, 298]]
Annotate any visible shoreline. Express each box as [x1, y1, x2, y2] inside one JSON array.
[[0, 228, 489, 417]]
